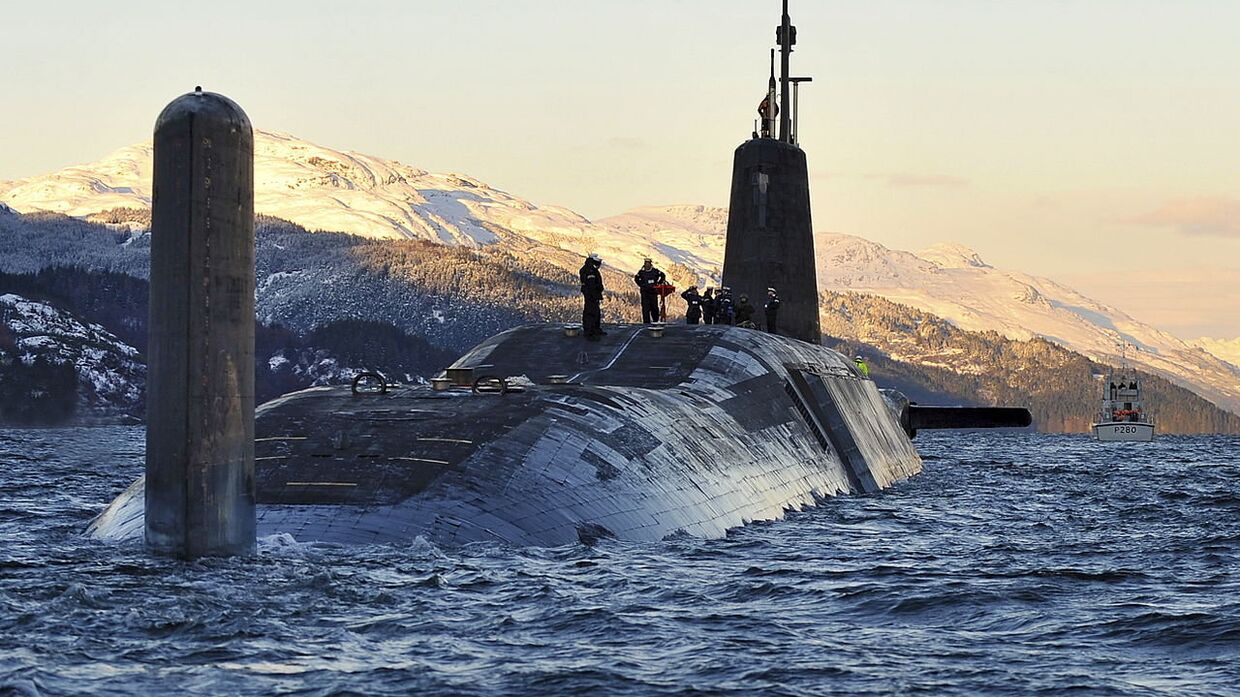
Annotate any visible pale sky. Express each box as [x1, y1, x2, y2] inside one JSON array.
[[3, 1, 1239, 337]]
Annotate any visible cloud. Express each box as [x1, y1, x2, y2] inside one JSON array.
[[606, 137, 647, 150], [874, 173, 969, 189], [1126, 196, 1240, 238], [1057, 266, 1240, 339], [810, 171, 969, 188]]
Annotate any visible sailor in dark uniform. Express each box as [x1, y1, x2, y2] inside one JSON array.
[[716, 287, 735, 325], [633, 257, 667, 324], [758, 95, 778, 138], [579, 253, 605, 341], [680, 285, 703, 325], [701, 288, 717, 325], [735, 293, 756, 328], [764, 287, 780, 334]]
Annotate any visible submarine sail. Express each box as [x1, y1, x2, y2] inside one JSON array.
[[722, 0, 819, 343]]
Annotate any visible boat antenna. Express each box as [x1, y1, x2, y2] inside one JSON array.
[[1115, 340, 1141, 373]]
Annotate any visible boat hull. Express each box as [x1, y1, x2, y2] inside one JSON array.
[[1091, 422, 1155, 442]]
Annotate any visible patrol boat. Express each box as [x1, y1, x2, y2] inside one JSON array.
[[1091, 361, 1155, 442]]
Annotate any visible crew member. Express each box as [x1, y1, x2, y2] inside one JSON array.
[[764, 287, 780, 334], [758, 96, 779, 138], [681, 285, 703, 325], [701, 288, 717, 325], [579, 253, 605, 341], [716, 287, 735, 325], [633, 257, 667, 324], [735, 293, 756, 328], [854, 354, 870, 378]]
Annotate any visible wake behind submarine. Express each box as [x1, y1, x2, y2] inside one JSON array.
[[89, 2, 1030, 553]]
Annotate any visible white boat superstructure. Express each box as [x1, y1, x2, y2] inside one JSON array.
[[1091, 365, 1155, 442]]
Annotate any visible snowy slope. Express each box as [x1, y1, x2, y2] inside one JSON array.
[[2, 131, 1235, 412], [0, 131, 698, 276], [1193, 338, 1240, 369], [596, 210, 1240, 413], [0, 293, 145, 417], [595, 205, 727, 281], [815, 235, 1240, 414]]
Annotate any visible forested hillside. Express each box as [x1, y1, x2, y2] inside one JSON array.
[[821, 291, 1240, 434], [3, 210, 1237, 432], [0, 268, 456, 425], [0, 211, 644, 353], [0, 291, 144, 426]]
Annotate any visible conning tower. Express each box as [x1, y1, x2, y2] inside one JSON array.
[[722, 0, 819, 343]]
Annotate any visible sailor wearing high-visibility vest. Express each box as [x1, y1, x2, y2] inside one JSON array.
[[854, 355, 870, 378]]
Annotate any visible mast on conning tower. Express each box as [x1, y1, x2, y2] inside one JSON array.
[[757, 0, 810, 146], [762, 49, 777, 138], [777, 0, 793, 142]]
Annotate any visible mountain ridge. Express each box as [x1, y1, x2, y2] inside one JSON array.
[[4, 211, 1239, 431], [1193, 337, 1240, 367], [820, 290, 1240, 434], [0, 131, 706, 279], [2, 130, 1235, 414]]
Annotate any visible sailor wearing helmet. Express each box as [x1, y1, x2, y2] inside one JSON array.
[[853, 354, 870, 378]]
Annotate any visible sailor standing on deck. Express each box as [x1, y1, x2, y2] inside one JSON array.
[[701, 288, 717, 325], [764, 287, 780, 334], [735, 293, 756, 328], [680, 285, 703, 325], [579, 253, 605, 341], [716, 287, 736, 325], [634, 257, 667, 324]]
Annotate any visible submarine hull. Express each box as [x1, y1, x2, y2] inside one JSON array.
[[90, 325, 922, 547]]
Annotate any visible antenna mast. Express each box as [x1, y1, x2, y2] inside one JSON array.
[[777, 0, 793, 142]]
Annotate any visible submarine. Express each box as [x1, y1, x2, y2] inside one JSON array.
[[88, 2, 1030, 554]]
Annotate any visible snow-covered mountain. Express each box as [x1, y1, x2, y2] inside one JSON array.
[[0, 131, 703, 277], [605, 209, 1239, 413], [813, 234, 1240, 414], [595, 205, 726, 280], [1193, 338, 1240, 368], [0, 293, 145, 422], [2, 130, 1235, 414]]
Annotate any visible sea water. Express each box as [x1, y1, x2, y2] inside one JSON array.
[[1, 428, 1236, 696]]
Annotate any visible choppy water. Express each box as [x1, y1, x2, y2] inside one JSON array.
[[1, 428, 1237, 696]]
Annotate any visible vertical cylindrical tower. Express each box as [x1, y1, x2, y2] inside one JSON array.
[[145, 88, 256, 558]]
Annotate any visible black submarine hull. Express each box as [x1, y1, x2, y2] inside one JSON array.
[[90, 324, 924, 547]]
